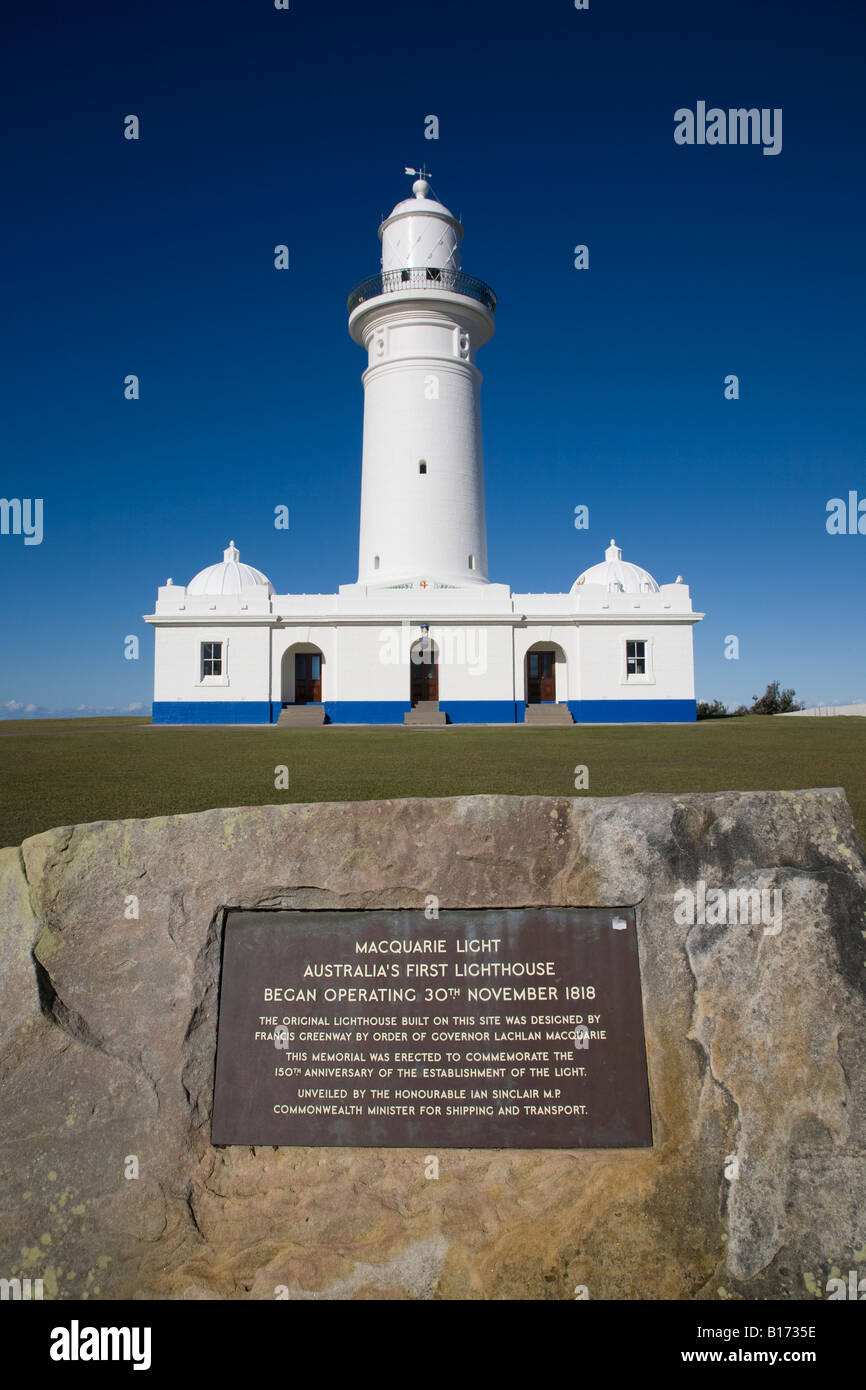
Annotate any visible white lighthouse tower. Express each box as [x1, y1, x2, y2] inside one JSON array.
[[347, 175, 496, 588]]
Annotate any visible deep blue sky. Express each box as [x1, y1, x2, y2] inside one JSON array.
[[2, 0, 864, 715]]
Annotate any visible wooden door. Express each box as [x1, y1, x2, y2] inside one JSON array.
[[295, 652, 322, 703], [527, 650, 556, 703], [410, 642, 438, 704]]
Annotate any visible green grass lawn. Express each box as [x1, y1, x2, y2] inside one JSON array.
[[1, 714, 864, 850]]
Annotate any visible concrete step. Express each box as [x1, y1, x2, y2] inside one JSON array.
[[277, 704, 326, 727], [404, 701, 448, 727], [524, 704, 574, 726]]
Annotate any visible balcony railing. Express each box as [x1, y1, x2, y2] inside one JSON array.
[[347, 267, 497, 315]]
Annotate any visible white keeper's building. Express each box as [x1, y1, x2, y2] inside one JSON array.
[[145, 176, 702, 726]]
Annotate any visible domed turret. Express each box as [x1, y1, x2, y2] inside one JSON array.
[[187, 541, 273, 597], [572, 540, 660, 595], [379, 177, 463, 273]]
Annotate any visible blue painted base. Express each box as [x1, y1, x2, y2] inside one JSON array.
[[323, 701, 409, 725], [568, 699, 696, 723], [151, 698, 696, 726], [152, 701, 272, 725], [324, 701, 519, 724], [439, 701, 517, 724]]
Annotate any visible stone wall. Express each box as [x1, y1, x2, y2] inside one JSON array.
[[1, 790, 864, 1300]]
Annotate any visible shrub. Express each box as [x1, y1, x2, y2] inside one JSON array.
[[750, 681, 804, 715], [696, 699, 732, 720]]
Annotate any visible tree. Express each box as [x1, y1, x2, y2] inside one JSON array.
[[696, 699, 731, 720], [750, 681, 804, 715], [696, 700, 747, 720]]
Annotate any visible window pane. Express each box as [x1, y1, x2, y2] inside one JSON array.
[[626, 640, 646, 676], [202, 641, 222, 677]]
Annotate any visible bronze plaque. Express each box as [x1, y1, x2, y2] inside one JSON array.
[[211, 908, 652, 1148]]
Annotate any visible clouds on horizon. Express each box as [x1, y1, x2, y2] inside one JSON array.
[[1, 701, 149, 720]]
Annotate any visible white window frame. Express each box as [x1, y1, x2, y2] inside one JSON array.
[[621, 635, 655, 685], [197, 636, 230, 687]]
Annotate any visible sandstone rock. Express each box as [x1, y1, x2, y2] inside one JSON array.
[[0, 790, 864, 1300]]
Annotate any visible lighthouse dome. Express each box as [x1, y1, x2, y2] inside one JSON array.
[[379, 177, 463, 273], [571, 540, 659, 595], [187, 541, 273, 596]]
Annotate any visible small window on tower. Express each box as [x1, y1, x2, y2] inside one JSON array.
[[426, 267, 441, 281], [201, 641, 222, 678], [373, 555, 380, 570], [626, 640, 646, 676], [468, 554, 476, 570], [419, 461, 427, 474]]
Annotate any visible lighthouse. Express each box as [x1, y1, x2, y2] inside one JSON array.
[[147, 170, 702, 727], [347, 176, 497, 588]]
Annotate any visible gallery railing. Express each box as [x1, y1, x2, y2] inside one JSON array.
[[347, 267, 497, 315]]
